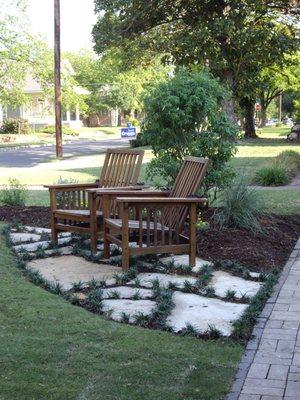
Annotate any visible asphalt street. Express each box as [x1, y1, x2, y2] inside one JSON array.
[[0, 138, 130, 168]]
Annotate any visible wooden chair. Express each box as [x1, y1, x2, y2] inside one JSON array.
[[101, 156, 210, 269], [45, 148, 145, 251]]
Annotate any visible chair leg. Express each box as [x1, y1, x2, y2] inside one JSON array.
[[103, 224, 110, 259], [189, 203, 197, 267], [89, 192, 98, 253], [91, 230, 98, 253], [121, 204, 130, 270], [51, 214, 58, 244]]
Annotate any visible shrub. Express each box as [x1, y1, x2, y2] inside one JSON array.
[[126, 116, 140, 127], [130, 131, 150, 148], [254, 165, 290, 186], [141, 70, 238, 195], [275, 150, 300, 176], [41, 125, 79, 136], [253, 150, 300, 187], [212, 180, 265, 233], [293, 99, 300, 123], [0, 118, 30, 135], [0, 178, 27, 206]]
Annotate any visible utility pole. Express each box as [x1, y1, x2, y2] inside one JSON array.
[[54, 0, 63, 158]]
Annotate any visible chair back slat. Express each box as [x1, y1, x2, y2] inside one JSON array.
[[97, 148, 144, 212], [99, 149, 144, 187], [164, 156, 210, 232]]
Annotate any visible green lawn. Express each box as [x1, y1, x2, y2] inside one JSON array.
[[0, 230, 243, 400]]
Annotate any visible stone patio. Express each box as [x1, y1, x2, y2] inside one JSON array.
[[10, 226, 265, 337]]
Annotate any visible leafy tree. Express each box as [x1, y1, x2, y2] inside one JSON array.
[[142, 70, 238, 197], [257, 53, 300, 126], [65, 49, 170, 120], [34, 47, 88, 116], [93, 0, 300, 137], [0, 0, 42, 106]]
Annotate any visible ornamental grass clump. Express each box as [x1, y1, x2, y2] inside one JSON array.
[[254, 165, 289, 186], [0, 178, 27, 206], [253, 150, 300, 186], [213, 180, 265, 233]]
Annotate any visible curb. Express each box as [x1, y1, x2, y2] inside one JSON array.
[[225, 236, 300, 400], [0, 141, 73, 152]]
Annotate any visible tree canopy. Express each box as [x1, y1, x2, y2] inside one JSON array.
[[0, 0, 43, 106], [93, 0, 300, 136]]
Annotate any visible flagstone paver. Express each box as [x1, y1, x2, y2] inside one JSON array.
[[102, 299, 156, 322], [27, 255, 120, 290], [167, 291, 247, 335], [211, 271, 261, 299], [227, 237, 300, 400], [160, 254, 213, 272], [127, 272, 197, 289]]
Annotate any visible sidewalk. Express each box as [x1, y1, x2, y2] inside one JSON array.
[[228, 237, 300, 400]]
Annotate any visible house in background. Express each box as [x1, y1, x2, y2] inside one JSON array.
[[0, 61, 89, 130]]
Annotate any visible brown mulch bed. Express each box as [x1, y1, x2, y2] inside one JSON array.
[[0, 205, 299, 271], [197, 213, 300, 271], [0, 206, 51, 229]]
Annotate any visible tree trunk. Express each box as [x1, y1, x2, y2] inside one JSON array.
[[219, 70, 238, 125], [260, 105, 267, 128], [242, 98, 257, 138]]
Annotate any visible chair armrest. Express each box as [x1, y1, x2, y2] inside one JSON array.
[[85, 185, 151, 194], [44, 182, 99, 190], [87, 189, 170, 197], [116, 197, 207, 205]]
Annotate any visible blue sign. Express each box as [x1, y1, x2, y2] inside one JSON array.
[[121, 127, 137, 139]]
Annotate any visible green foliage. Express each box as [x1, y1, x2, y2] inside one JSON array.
[[254, 165, 290, 186], [0, 0, 45, 106], [41, 125, 79, 136], [126, 116, 140, 126], [0, 178, 27, 206], [254, 150, 300, 186], [293, 99, 300, 122], [130, 131, 150, 148], [142, 71, 238, 194], [93, 0, 300, 138], [213, 180, 265, 232], [0, 118, 30, 135]]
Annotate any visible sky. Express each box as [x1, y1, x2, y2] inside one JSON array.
[[27, 0, 97, 51]]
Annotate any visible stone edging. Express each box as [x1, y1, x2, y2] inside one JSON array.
[[225, 236, 300, 400]]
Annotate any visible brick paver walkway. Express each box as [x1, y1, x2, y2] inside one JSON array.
[[227, 238, 300, 400], [236, 238, 300, 399]]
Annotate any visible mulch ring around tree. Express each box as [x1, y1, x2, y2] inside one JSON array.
[[1, 205, 299, 272]]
